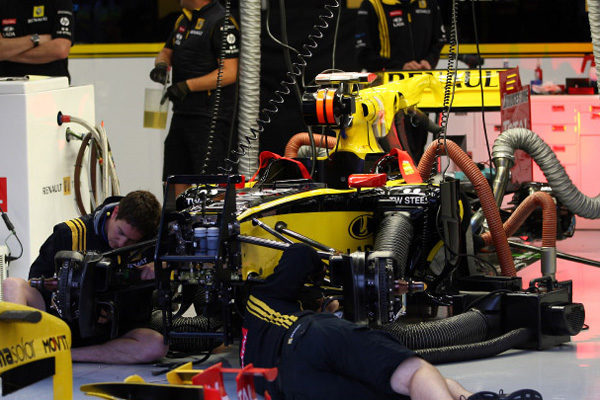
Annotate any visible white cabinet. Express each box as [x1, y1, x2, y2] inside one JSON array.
[[530, 95, 600, 230], [0, 78, 95, 278]]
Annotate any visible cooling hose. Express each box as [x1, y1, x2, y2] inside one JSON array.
[[481, 191, 557, 248], [491, 128, 600, 219], [284, 132, 337, 158], [415, 327, 532, 365], [418, 140, 516, 276], [373, 212, 413, 278]]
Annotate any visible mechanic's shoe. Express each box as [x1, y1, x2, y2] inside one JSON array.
[[466, 389, 543, 400]]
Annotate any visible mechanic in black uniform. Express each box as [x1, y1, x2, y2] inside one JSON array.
[[355, 0, 445, 72], [2, 190, 169, 364], [354, 0, 446, 163], [0, 0, 74, 81], [241, 244, 544, 400], [150, 0, 240, 197]]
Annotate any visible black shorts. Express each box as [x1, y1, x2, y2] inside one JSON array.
[[276, 313, 415, 400], [163, 113, 233, 180]]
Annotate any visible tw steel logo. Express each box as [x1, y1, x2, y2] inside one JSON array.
[[348, 214, 374, 239]]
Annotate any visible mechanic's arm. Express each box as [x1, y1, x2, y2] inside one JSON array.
[[0, 34, 52, 61], [154, 47, 173, 67], [6, 37, 71, 64], [186, 57, 238, 91], [254, 244, 325, 303]]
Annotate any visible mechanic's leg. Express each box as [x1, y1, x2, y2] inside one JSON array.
[[2, 277, 46, 310], [390, 357, 472, 400], [279, 364, 400, 400], [304, 317, 471, 400], [163, 114, 192, 198], [71, 328, 168, 364]]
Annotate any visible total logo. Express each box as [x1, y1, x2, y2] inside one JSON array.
[[348, 214, 374, 239]]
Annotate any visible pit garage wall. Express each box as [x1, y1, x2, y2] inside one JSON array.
[[69, 57, 168, 201]]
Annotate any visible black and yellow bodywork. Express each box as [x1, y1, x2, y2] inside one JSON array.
[[0, 302, 72, 399]]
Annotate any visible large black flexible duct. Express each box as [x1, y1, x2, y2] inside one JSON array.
[[380, 309, 489, 349], [373, 211, 530, 363], [416, 328, 532, 364], [373, 212, 413, 278]]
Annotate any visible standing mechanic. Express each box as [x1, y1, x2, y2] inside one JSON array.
[[150, 0, 240, 197], [241, 243, 543, 400], [354, 0, 446, 163], [0, 0, 74, 81], [2, 190, 168, 364], [354, 0, 446, 72]]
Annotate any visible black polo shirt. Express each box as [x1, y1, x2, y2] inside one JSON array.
[[355, 0, 446, 72], [0, 0, 74, 79], [165, 1, 240, 117]]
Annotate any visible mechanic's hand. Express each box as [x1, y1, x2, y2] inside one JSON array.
[[419, 59, 432, 70], [137, 263, 155, 280], [161, 81, 190, 105], [149, 62, 169, 84], [97, 307, 110, 324], [402, 60, 422, 70]]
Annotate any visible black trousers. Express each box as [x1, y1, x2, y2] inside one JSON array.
[[275, 313, 414, 400], [163, 113, 232, 180]]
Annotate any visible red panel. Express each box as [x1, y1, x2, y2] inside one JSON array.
[[0, 177, 6, 212]]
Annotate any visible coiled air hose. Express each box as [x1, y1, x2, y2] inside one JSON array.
[[235, 0, 262, 176], [74, 132, 98, 216], [487, 128, 600, 220], [418, 139, 516, 277], [224, 0, 340, 174], [58, 112, 120, 216]]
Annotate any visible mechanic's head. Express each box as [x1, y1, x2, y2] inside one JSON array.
[[106, 190, 161, 249]]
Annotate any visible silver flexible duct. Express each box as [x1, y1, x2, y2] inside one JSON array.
[[491, 128, 600, 219], [236, 0, 262, 176], [588, 0, 600, 96]]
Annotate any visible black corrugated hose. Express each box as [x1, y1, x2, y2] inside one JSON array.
[[373, 211, 532, 364], [415, 328, 533, 364], [380, 309, 489, 350], [373, 212, 413, 278]]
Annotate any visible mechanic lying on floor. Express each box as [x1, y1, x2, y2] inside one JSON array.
[[2, 190, 168, 364], [240, 243, 543, 400]]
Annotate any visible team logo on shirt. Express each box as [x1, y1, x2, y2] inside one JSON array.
[[33, 5, 45, 18], [195, 18, 205, 30], [418, 0, 427, 8], [2, 25, 15, 37]]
